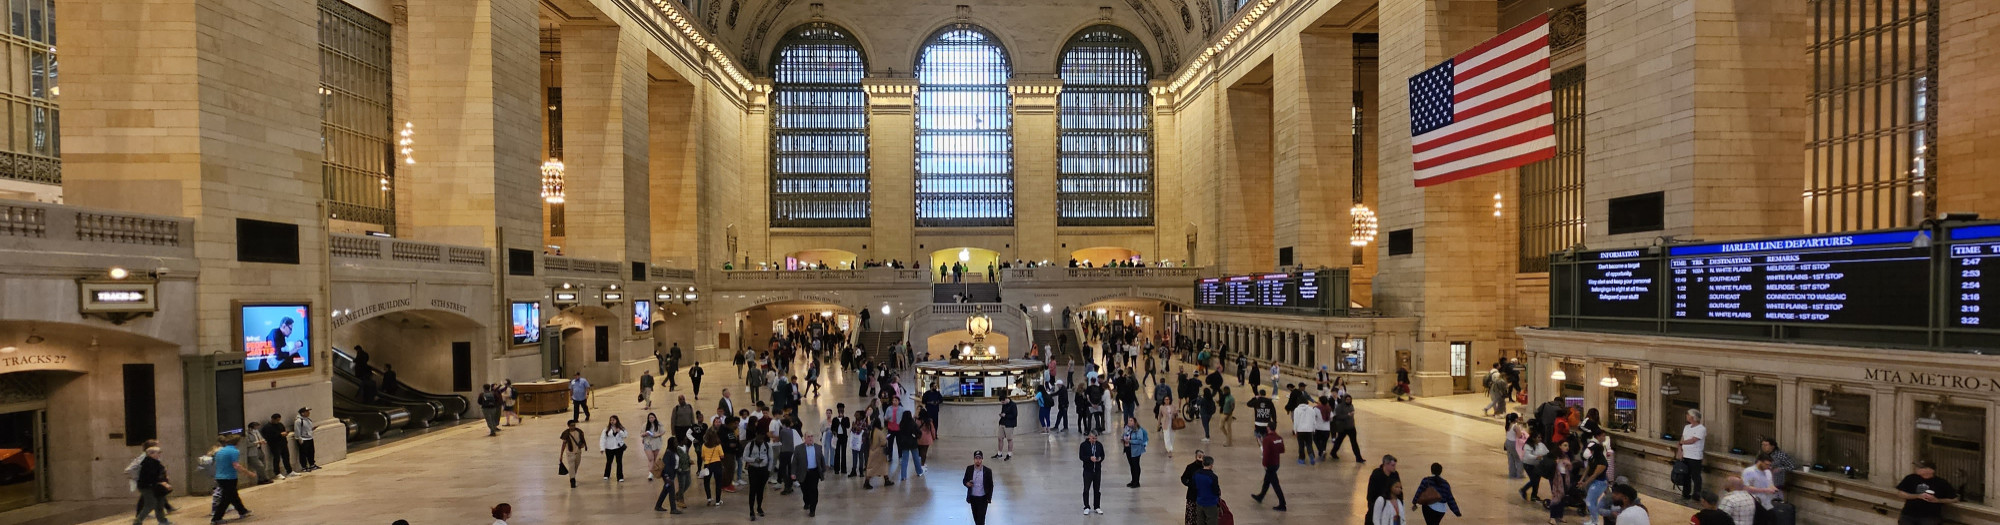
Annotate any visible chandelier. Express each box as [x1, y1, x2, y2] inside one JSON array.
[[540, 158, 566, 203], [1350, 204, 1378, 246]]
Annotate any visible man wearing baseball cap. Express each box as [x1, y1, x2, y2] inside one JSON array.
[[964, 451, 997, 525], [1897, 459, 1959, 525]]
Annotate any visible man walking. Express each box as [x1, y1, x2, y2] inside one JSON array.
[[1121, 416, 1149, 488], [1192, 457, 1222, 525], [794, 433, 827, 517], [210, 434, 254, 523], [964, 451, 996, 525], [1290, 396, 1320, 465], [479, 384, 502, 436], [997, 394, 1018, 460], [1363, 455, 1400, 525], [666, 342, 682, 390], [688, 361, 705, 399], [569, 373, 592, 422], [1482, 364, 1509, 416], [1079, 433, 1106, 515], [1252, 425, 1289, 511], [1331, 393, 1362, 462], [1054, 380, 1071, 432]]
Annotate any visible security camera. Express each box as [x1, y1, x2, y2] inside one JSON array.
[[152, 267, 170, 278]]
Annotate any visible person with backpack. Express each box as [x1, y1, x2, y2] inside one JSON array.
[[479, 384, 502, 436], [1482, 364, 1509, 416], [1412, 463, 1462, 524]]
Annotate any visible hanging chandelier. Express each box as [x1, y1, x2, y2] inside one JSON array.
[[540, 158, 566, 203], [1350, 204, 1378, 246]]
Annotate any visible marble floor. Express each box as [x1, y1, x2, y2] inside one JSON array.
[[82, 363, 1696, 525]]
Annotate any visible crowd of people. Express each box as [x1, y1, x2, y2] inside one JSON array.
[[123, 313, 1974, 525]]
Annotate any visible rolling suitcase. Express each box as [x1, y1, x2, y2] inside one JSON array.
[[1767, 499, 1797, 525]]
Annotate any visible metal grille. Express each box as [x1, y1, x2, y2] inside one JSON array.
[[0, 0, 57, 185], [1057, 26, 1152, 227], [1518, 66, 1586, 273], [318, 0, 394, 230], [770, 22, 870, 227], [915, 24, 1013, 227], [1806, 0, 1937, 233]]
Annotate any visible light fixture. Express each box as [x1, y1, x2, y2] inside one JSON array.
[[1041, 304, 1052, 314], [108, 267, 129, 280], [0, 346, 15, 353], [1810, 391, 1835, 417], [880, 304, 892, 315], [1550, 369, 1567, 381], [958, 248, 971, 262], [1599, 376, 1620, 388], [1659, 381, 1680, 396], [398, 122, 415, 165], [541, 158, 566, 203], [821, 311, 832, 317], [1351, 204, 1378, 247]]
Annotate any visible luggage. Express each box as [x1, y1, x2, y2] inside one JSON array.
[[1767, 499, 1797, 525], [1218, 499, 1235, 525]]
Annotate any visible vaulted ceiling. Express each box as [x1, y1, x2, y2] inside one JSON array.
[[687, 0, 1233, 78]]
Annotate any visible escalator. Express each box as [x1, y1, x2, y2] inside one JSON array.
[[330, 347, 470, 441]]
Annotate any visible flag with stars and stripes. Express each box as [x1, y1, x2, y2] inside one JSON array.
[[1407, 13, 1556, 187]]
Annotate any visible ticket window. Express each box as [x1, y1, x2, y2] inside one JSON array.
[[1659, 374, 1702, 441], [1728, 381, 1778, 455], [1611, 390, 1639, 433], [1811, 390, 1871, 478], [1917, 402, 1987, 504], [1559, 362, 1585, 406], [1334, 338, 1367, 373]]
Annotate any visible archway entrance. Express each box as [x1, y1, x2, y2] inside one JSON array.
[[784, 248, 858, 270], [550, 306, 620, 387], [927, 247, 1000, 283], [733, 301, 860, 356], [330, 309, 485, 440], [0, 321, 179, 510]]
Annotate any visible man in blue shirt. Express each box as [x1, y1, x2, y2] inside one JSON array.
[[211, 434, 254, 523], [1192, 456, 1222, 525], [570, 373, 591, 422]]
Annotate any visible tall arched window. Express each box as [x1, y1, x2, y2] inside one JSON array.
[[915, 24, 1013, 227], [1057, 25, 1153, 226], [769, 22, 871, 227]]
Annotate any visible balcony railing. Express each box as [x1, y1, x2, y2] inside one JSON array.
[[716, 267, 932, 287], [999, 266, 1206, 286], [545, 255, 622, 277], [0, 200, 193, 260], [329, 233, 490, 269]]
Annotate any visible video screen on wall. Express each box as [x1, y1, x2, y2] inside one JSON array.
[[511, 301, 542, 345], [633, 300, 653, 332], [242, 304, 311, 373]]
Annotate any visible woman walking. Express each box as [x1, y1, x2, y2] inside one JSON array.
[[559, 420, 586, 488], [742, 431, 773, 520], [918, 418, 936, 466], [896, 412, 923, 481], [863, 418, 894, 489], [642, 413, 665, 481], [700, 430, 726, 505], [601, 415, 629, 482], [847, 410, 868, 477], [501, 380, 520, 426], [1518, 433, 1549, 503], [1505, 413, 1525, 478], [1412, 463, 1463, 524], [1371, 480, 1406, 525], [1544, 441, 1573, 524], [1157, 400, 1178, 458], [1196, 388, 1216, 443], [1219, 386, 1237, 447]]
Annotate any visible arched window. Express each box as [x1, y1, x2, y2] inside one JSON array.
[[915, 24, 1013, 227], [769, 22, 870, 227], [1057, 25, 1153, 226]]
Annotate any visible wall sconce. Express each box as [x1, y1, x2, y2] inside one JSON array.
[[1550, 369, 1567, 381], [1599, 376, 1620, 388]]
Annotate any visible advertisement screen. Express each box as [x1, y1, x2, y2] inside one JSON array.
[[242, 304, 311, 373], [633, 300, 653, 332], [511, 301, 542, 345]]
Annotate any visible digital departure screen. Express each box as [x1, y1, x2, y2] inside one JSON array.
[[1948, 224, 2000, 329], [1576, 249, 1661, 319], [1195, 271, 1333, 313], [1666, 230, 1930, 326]]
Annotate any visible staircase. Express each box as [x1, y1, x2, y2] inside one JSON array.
[[856, 331, 905, 364], [932, 282, 1001, 303]]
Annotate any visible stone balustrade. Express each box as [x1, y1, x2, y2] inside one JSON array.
[[998, 266, 1208, 287], [544, 255, 622, 276], [329, 233, 490, 270], [0, 200, 193, 261], [713, 267, 932, 289]]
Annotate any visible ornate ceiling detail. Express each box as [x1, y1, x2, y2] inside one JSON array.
[[737, 0, 799, 71], [1121, 0, 1181, 73]]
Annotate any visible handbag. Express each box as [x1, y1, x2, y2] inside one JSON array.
[[698, 467, 711, 478], [1414, 485, 1442, 506], [1171, 416, 1187, 430], [558, 458, 569, 476]]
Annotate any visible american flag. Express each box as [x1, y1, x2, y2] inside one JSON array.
[[1408, 13, 1556, 187]]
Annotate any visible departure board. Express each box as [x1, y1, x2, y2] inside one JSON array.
[[1666, 231, 1930, 326], [1194, 271, 1336, 313], [1576, 249, 1661, 319], [1948, 224, 2000, 329]]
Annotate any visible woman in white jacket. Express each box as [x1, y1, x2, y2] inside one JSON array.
[[602, 415, 629, 482], [1156, 401, 1177, 458], [1372, 480, 1406, 525]]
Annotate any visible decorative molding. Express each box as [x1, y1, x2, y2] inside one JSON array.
[[1120, 0, 1182, 73], [1167, 0, 1275, 94], [735, 0, 798, 71]]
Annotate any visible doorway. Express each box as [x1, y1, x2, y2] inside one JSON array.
[[1449, 342, 1471, 393], [0, 409, 45, 512]]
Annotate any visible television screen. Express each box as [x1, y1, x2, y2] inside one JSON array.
[[511, 301, 542, 345], [633, 300, 653, 332], [242, 304, 310, 373]]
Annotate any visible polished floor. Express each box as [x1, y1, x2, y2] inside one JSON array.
[[84, 361, 1695, 525]]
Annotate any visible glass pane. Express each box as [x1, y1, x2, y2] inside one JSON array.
[[1057, 26, 1154, 227], [769, 22, 871, 227], [316, 0, 394, 228], [914, 24, 1014, 227]]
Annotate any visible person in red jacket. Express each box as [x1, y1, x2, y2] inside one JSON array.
[[1252, 429, 1289, 511]]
